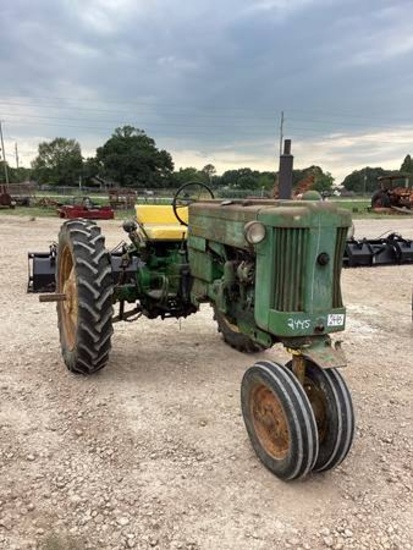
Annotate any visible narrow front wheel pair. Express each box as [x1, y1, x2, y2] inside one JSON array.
[[241, 360, 354, 480]]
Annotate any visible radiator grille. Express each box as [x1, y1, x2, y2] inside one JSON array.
[[333, 227, 347, 308], [273, 228, 309, 312]]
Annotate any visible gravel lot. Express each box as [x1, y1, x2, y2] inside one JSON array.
[[0, 214, 412, 550]]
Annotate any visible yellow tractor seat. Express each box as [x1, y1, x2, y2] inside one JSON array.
[[135, 204, 188, 240]]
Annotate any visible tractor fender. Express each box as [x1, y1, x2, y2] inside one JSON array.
[[299, 338, 347, 370]]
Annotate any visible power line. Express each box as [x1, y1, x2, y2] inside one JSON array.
[[1, 102, 412, 134], [3, 117, 413, 145], [1, 95, 412, 123], [0, 99, 277, 121], [15, 142, 19, 169], [0, 94, 285, 115], [1, 111, 278, 129]]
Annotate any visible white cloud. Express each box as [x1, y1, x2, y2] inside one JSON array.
[[293, 127, 413, 182], [243, 0, 320, 15], [72, 0, 148, 34], [166, 126, 413, 183]]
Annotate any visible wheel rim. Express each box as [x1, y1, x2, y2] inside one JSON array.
[[250, 383, 290, 460], [304, 378, 328, 443], [58, 244, 78, 351]]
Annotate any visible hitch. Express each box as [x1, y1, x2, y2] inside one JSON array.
[[39, 293, 66, 303]]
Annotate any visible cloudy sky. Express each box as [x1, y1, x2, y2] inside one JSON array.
[[1, 0, 413, 182]]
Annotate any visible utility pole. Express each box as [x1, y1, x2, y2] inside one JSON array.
[[0, 121, 9, 184], [15, 142, 19, 169], [279, 111, 284, 157]]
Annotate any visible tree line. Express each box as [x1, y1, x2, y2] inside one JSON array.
[[1, 125, 412, 193], [341, 155, 413, 193]]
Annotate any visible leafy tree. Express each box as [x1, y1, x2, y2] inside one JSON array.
[[313, 171, 334, 193], [82, 157, 101, 181], [400, 154, 413, 174], [0, 161, 9, 184], [31, 138, 83, 185], [96, 126, 174, 187], [171, 167, 205, 187], [258, 171, 276, 191], [0, 161, 32, 184], [221, 168, 261, 190], [201, 164, 216, 183], [341, 167, 389, 193]]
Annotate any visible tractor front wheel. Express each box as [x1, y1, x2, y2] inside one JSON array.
[[56, 219, 114, 375], [241, 360, 319, 480], [286, 359, 355, 473]]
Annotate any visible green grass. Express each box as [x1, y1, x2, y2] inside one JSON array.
[[329, 199, 370, 210], [329, 199, 411, 218], [0, 198, 407, 220], [0, 206, 136, 219], [0, 206, 55, 217]]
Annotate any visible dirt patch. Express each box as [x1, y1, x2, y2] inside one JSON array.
[[0, 215, 412, 550]]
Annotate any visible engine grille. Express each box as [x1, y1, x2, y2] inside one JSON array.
[[333, 227, 347, 308], [273, 227, 309, 312]]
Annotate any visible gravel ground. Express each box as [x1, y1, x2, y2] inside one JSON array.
[[0, 214, 412, 550]]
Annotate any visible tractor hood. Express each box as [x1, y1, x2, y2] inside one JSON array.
[[189, 199, 351, 250]]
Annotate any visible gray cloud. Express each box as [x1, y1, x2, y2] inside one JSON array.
[[1, 0, 413, 181]]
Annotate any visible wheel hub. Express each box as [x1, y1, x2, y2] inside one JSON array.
[[250, 384, 290, 460]]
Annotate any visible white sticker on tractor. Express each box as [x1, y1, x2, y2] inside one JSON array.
[[327, 314, 345, 327]]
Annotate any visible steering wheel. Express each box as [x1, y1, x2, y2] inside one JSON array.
[[172, 181, 215, 226]]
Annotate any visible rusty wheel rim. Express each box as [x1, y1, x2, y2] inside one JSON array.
[[58, 244, 78, 351], [304, 378, 328, 443], [250, 383, 290, 460]]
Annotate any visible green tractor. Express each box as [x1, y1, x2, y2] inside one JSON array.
[[39, 182, 355, 481]]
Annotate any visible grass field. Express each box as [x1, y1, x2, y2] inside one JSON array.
[[0, 197, 408, 220], [0, 206, 136, 219]]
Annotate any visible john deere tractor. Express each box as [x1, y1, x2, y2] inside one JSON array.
[[35, 182, 355, 481]]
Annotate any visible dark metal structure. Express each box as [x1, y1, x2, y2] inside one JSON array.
[[343, 233, 413, 267], [278, 139, 293, 199], [371, 174, 413, 211], [0, 184, 14, 208]]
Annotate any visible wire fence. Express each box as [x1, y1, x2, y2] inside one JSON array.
[[9, 183, 372, 209]]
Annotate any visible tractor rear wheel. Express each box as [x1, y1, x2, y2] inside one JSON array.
[[213, 307, 269, 353], [287, 359, 355, 473], [241, 360, 319, 480], [371, 190, 391, 208], [56, 219, 114, 375]]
